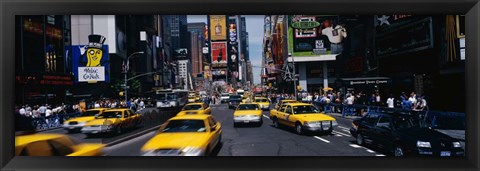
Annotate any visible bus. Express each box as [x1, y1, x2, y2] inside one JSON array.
[[155, 89, 189, 109]]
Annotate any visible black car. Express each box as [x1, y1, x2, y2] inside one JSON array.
[[228, 95, 242, 109], [350, 112, 464, 157]]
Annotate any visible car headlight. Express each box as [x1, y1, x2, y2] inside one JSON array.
[[101, 125, 113, 130], [417, 141, 432, 148], [305, 121, 321, 127], [181, 147, 204, 156], [453, 142, 462, 148]]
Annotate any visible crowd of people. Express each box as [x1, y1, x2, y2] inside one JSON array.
[[266, 90, 429, 117]]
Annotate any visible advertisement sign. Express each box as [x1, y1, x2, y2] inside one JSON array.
[[211, 42, 227, 68], [210, 15, 227, 41], [78, 67, 106, 82], [288, 15, 338, 57], [67, 36, 110, 83]]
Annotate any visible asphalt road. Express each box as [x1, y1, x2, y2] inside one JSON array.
[[40, 107, 178, 145], [104, 104, 387, 156]]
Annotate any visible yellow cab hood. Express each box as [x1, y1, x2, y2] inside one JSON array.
[[85, 118, 120, 126], [65, 116, 96, 123], [141, 133, 209, 151], [234, 110, 262, 116], [69, 143, 106, 156], [295, 113, 336, 122]]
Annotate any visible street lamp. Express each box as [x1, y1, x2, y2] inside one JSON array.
[[124, 51, 144, 103]]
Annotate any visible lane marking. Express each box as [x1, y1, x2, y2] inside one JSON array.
[[366, 149, 375, 153], [333, 130, 351, 137], [376, 154, 386, 156], [313, 136, 330, 143], [334, 134, 342, 137], [342, 129, 350, 133], [338, 126, 349, 129], [262, 115, 270, 119], [349, 144, 362, 148]]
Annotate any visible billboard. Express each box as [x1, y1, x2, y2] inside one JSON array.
[[287, 15, 339, 57], [211, 42, 227, 68], [67, 44, 110, 83], [174, 48, 188, 59], [210, 15, 227, 41]]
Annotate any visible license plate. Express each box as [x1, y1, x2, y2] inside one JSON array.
[[244, 120, 250, 123], [441, 151, 451, 156]]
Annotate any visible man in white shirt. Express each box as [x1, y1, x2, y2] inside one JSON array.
[[386, 95, 395, 108], [19, 106, 26, 116], [321, 20, 347, 54]]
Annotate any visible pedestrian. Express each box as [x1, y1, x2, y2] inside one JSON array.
[[19, 106, 26, 116], [386, 94, 395, 109], [45, 107, 52, 125], [139, 100, 145, 111], [343, 94, 354, 117]]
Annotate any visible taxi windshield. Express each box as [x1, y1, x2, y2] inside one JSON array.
[[162, 120, 206, 133], [293, 105, 319, 114], [97, 111, 122, 118], [183, 105, 202, 110], [237, 104, 259, 110], [82, 110, 100, 117], [255, 99, 268, 102]]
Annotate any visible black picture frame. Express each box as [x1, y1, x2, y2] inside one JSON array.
[[1, 0, 479, 171]]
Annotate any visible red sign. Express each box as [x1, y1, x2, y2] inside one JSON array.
[[211, 42, 227, 68], [16, 74, 74, 86]]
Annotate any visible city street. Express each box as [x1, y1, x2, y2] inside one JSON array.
[[103, 104, 386, 156]]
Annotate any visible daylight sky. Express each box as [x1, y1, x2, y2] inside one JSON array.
[[187, 15, 264, 85]]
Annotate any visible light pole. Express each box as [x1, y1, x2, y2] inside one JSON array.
[[124, 51, 144, 103], [291, 55, 297, 101]]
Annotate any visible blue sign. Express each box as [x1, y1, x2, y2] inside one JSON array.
[[65, 45, 110, 83]]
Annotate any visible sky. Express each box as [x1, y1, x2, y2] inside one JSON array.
[[187, 15, 264, 85]]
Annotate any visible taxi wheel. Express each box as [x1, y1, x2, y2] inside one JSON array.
[[116, 126, 122, 135], [394, 146, 405, 157], [295, 123, 304, 135], [273, 118, 279, 128]]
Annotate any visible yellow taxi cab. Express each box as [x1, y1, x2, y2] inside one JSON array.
[[254, 97, 270, 110], [233, 103, 263, 127], [62, 108, 109, 133], [15, 133, 105, 156], [270, 103, 337, 135], [141, 114, 222, 156], [81, 108, 143, 136], [176, 103, 212, 116]]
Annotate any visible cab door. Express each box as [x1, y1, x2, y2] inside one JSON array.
[[207, 117, 221, 152], [278, 105, 292, 126]]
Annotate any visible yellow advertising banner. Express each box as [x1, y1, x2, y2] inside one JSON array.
[[210, 15, 227, 41]]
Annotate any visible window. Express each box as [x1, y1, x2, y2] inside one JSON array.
[[364, 113, 380, 126], [376, 116, 391, 129], [48, 140, 73, 156], [208, 117, 217, 128], [26, 141, 52, 156], [285, 106, 293, 114]]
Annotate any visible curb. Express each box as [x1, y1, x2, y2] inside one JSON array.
[[106, 124, 162, 147]]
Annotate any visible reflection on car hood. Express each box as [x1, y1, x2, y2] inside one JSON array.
[[65, 116, 96, 123], [234, 110, 262, 116], [396, 127, 456, 143], [84, 118, 118, 126], [141, 133, 209, 151], [295, 114, 336, 122]]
